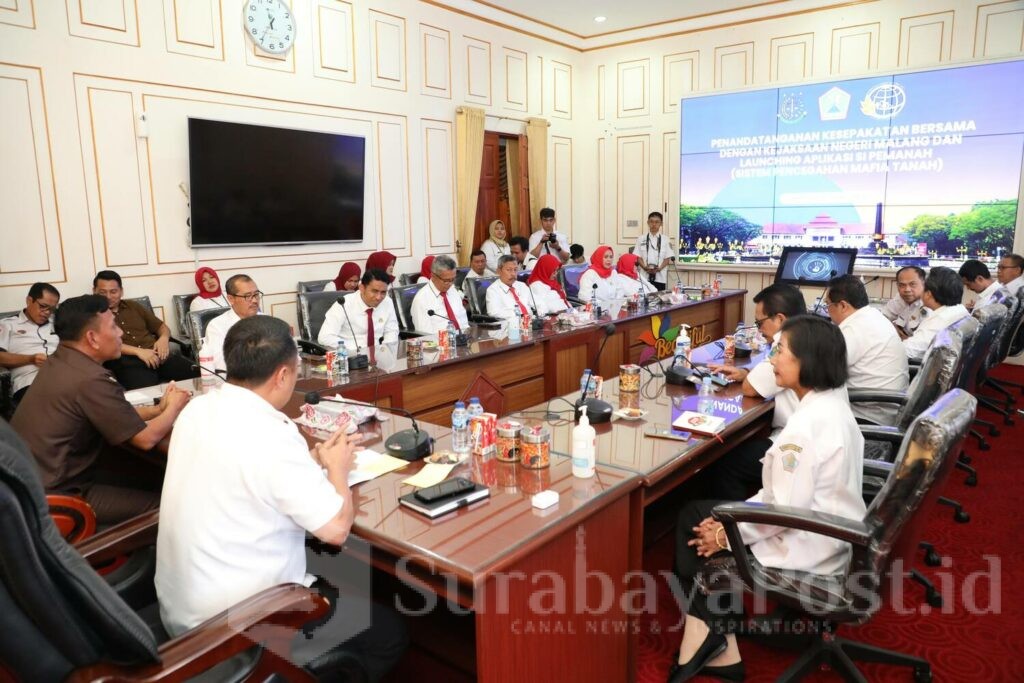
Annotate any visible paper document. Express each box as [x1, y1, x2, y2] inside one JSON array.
[[347, 449, 409, 487], [402, 463, 458, 488]]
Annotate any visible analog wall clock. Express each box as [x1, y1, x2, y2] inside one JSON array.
[[242, 0, 295, 55]]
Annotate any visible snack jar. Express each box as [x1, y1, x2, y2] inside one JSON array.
[[619, 364, 641, 392], [520, 425, 551, 469], [495, 420, 522, 463], [406, 338, 424, 361]]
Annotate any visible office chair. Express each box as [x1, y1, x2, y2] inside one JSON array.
[[0, 309, 16, 419], [170, 294, 198, 341], [454, 266, 471, 291], [388, 282, 426, 333], [556, 264, 588, 302], [297, 279, 331, 293], [398, 272, 420, 287], [298, 290, 352, 341], [955, 303, 1007, 447], [186, 307, 229, 357], [710, 389, 976, 683], [463, 276, 498, 317], [975, 295, 1024, 424]]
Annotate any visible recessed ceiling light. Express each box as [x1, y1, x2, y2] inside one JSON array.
[[594, 16, 607, 23]]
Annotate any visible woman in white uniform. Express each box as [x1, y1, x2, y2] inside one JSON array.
[[577, 245, 620, 302], [480, 220, 511, 273], [322, 262, 361, 292], [189, 267, 228, 312], [613, 253, 657, 298], [527, 254, 573, 316], [668, 315, 865, 683]]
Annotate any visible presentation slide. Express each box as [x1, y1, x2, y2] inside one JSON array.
[[679, 60, 1024, 257]]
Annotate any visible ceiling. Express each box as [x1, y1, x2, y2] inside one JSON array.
[[467, 0, 791, 38]]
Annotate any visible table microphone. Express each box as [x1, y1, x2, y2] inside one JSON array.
[[575, 323, 616, 424], [664, 352, 708, 386], [425, 310, 469, 346], [590, 283, 603, 318], [524, 281, 546, 330], [338, 298, 370, 370], [303, 390, 433, 461]]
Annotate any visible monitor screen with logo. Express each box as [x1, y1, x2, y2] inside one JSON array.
[[774, 247, 857, 285]]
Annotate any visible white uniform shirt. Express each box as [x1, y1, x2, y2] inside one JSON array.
[[633, 232, 675, 285], [317, 292, 400, 351], [973, 281, 1006, 309], [322, 281, 338, 292], [155, 383, 344, 637], [740, 388, 866, 574], [0, 311, 59, 394], [902, 304, 970, 361], [411, 281, 470, 335], [486, 279, 535, 321], [578, 269, 621, 302], [528, 229, 570, 259], [613, 272, 658, 298], [189, 294, 229, 313], [204, 308, 241, 372], [480, 240, 510, 273], [1005, 274, 1024, 297], [881, 297, 926, 336], [529, 281, 572, 316], [839, 306, 910, 424], [518, 253, 539, 274]]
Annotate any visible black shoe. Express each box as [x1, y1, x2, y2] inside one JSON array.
[[666, 632, 727, 683], [703, 661, 745, 681]]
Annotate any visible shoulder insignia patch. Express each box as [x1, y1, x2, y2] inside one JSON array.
[[781, 452, 799, 472], [779, 443, 803, 453]]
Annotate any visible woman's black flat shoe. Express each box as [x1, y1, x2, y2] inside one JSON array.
[[666, 632, 727, 683], [703, 661, 746, 681]]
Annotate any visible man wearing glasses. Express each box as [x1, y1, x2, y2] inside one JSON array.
[[93, 270, 197, 389], [410, 255, 469, 336], [0, 282, 60, 410], [205, 274, 263, 373], [996, 253, 1024, 297]]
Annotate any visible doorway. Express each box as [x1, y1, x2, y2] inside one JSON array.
[[473, 132, 531, 250]]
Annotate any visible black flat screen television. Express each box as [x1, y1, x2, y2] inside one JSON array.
[[188, 118, 366, 247], [774, 247, 857, 285]]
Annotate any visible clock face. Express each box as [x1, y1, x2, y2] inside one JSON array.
[[242, 0, 295, 54]]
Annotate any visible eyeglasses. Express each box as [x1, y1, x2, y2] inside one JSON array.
[[436, 276, 456, 285], [230, 290, 263, 301], [996, 264, 1022, 271], [32, 299, 55, 313], [753, 315, 773, 330]]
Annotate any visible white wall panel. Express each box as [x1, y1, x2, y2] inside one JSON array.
[[663, 51, 698, 114], [464, 36, 491, 104], [617, 135, 649, 246], [714, 42, 753, 88], [830, 23, 880, 75], [421, 120, 454, 251], [420, 24, 451, 98], [617, 58, 649, 118], [974, 1, 1024, 57], [370, 9, 406, 90], [551, 59, 572, 119], [770, 33, 813, 82], [0, 0, 35, 28], [313, 0, 355, 82], [67, 0, 139, 46], [503, 47, 528, 111], [552, 135, 573, 238], [377, 121, 411, 251], [163, 0, 222, 60], [899, 11, 954, 66]]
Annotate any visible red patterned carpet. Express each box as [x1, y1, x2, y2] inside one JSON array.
[[636, 365, 1024, 683]]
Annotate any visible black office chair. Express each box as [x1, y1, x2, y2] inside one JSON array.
[[955, 302, 1007, 448], [710, 389, 976, 683], [299, 290, 352, 341], [0, 309, 16, 419], [454, 266, 471, 291], [186, 307, 229, 357], [388, 282, 426, 332], [976, 295, 1024, 424], [516, 271, 531, 283], [0, 419, 345, 683], [170, 294, 198, 341], [463, 277, 498, 317], [556, 264, 588, 302], [298, 279, 331, 293], [398, 272, 420, 287]]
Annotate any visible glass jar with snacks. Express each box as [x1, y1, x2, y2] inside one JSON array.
[[520, 425, 551, 469], [495, 420, 522, 463], [619, 364, 641, 392]]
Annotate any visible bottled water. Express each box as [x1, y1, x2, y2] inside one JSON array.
[[337, 340, 349, 378], [579, 370, 593, 399], [446, 321, 457, 348], [698, 377, 715, 415], [451, 401, 470, 455], [510, 307, 522, 342], [467, 397, 484, 418], [590, 288, 599, 320]]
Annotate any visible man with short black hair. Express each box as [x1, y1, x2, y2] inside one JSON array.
[[825, 275, 909, 423], [634, 211, 675, 291], [204, 273, 262, 372], [510, 235, 538, 273], [996, 253, 1024, 297], [156, 315, 406, 679], [11, 294, 190, 524], [959, 259, 1006, 310], [318, 269, 399, 350], [410, 255, 470, 335], [882, 266, 928, 339], [528, 207, 570, 262], [486, 255, 535, 322], [569, 243, 587, 264], [93, 270, 197, 389], [903, 266, 971, 361], [0, 282, 60, 408], [461, 249, 492, 297]]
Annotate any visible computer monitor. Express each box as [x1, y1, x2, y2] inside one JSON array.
[[774, 247, 857, 286]]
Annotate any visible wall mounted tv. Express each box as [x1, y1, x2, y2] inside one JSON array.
[[188, 118, 366, 247]]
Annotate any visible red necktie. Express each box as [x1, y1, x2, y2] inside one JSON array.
[[365, 308, 375, 348], [508, 285, 529, 318], [442, 291, 461, 332]]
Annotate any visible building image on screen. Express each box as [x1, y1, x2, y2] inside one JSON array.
[[678, 59, 1024, 265]]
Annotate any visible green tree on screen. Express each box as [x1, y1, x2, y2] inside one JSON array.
[[679, 205, 762, 247], [904, 213, 959, 254], [950, 200, 1017, 253]]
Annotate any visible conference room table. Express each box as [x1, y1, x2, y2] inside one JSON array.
[[294, 289, 745, 425]]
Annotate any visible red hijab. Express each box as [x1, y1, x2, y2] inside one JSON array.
[[420, 255, 435, 280], [616, 253, 641, 280], [365, 251, 397, 282], [587, 246, 614, 279], [194, 267, 222, 299], [333, 262, 361, 291], [528, 254, 568, 303]]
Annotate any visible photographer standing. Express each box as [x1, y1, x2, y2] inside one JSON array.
[[528, 207, 570, 263]]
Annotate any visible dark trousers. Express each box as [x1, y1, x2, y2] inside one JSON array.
[[83, 483, 159, 526], [675, 499, 745, 634], [700, 437, 772, 501], [651, 280, 666, 291], [105, 353, 197, 390]]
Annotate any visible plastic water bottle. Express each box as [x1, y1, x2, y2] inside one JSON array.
[[698, 377, 715, 415], [713, 274, 722, 295], [590, 288, 599, 320], [446, 320, 457, 348], [198, 337, 215, 385], [467, 397, 484, 419], [337, 340, 350, 378], [452, 401, 470, 455], [579, 369, 593, 399], [510, 307, 522, 342]]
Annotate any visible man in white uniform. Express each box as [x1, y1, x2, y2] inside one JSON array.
[[204, 273, 262, 373], [882, 266, 928, 339], [510, 235, 538, 273], [633, 212, 676, 291], [903, 267, 971, 362], [528, 207, 570, 263], [704, 283, 806, 499], [825, 275, 909, 424], [156, 315, 406, 680], [318, 269, 399, 351], [460, 249, 493, 297], [0, 282, 60, 408], [996, 253, 1024, 297], [486, 255, 536, 321], [410, 254, 470, 335], [959, 260, 1007, 310]]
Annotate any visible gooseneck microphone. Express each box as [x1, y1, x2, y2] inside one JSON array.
[[338, 297, 370, 370], [664, 351, 708, 386], [303, 390, 433, 461], [575, 323, 617, 424], [524, 281, 546, 330], [191, 362, 226, 380], [425, 309, 469, 346]]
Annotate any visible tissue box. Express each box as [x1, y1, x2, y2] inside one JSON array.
[[470, 413, 497, 456]]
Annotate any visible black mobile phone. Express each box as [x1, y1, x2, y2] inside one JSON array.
[[414, 477, 476, 503], [644, 425, 693, 442]]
